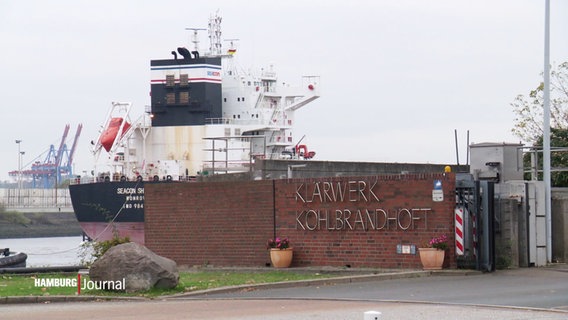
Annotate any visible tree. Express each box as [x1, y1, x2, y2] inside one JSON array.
[[526, 128, 568, 187], [511, 62, 568, 143], [511, 62, 568, 187]]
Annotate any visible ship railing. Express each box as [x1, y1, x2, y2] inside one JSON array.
[[206, 118, 276, 126], [68, 174, 201, 184], [69, 176, 96, 185], [206, 118, 233, 125], [202, 160, 254, 174]]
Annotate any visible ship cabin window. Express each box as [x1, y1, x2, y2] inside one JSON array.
[[235, 128, 241, 136], [224, 98, 227, 102], [237, 98, 240, 102], [179, 91, 189, 104], [166, 93, 175, 104], [242, 97, 245, 101], [247, 81, 251, 86], [224, 128, 231, 136], [256, 114, 259, 118], [180, 74, 189, 87], [166, 75, 175, 87], [237, 114, 241, 119]]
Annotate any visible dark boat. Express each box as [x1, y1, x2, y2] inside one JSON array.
[[69, 13, 319, 244], [0, 248, 27, 268], [69, 181, 146, 244]]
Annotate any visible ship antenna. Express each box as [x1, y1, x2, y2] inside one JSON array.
[[208, 11, 223, 56], [185, 27, 206, 52]]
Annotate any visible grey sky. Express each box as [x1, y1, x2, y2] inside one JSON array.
[[1, 0, 567, 181]]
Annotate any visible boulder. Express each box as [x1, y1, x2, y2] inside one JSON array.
[[89, 242, 179, 292]]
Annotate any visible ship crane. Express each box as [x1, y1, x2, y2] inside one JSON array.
[[8, 124, 82, 188]]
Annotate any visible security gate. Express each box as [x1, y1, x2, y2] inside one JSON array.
[[455, 174, 495, 271]]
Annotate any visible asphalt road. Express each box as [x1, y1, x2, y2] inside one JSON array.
[[2, 266, 568, 319], [2, 299, 568, 320], [185, 267, 568, 311]]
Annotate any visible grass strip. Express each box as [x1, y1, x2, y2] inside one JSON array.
[[0, 270, 333, 298]]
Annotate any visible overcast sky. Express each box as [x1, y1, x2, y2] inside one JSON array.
[[1, 0, 567, 181]]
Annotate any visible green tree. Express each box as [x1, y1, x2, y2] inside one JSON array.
[[512, 62, 568, 187], [511, 62, 568, 142], [526, 128, 568, 187]]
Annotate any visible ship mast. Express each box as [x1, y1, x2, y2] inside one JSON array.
[[186, 11, 223, 57], [184, 27, 206, 52], [208, 12, 223, 56]]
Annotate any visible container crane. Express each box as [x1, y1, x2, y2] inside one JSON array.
[[8, 124, 82, 188]]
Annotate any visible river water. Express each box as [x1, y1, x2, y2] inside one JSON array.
[[0, 236, 87, 267]]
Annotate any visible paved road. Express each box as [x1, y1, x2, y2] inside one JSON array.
[[2, 299, 568, 320], [184, 267, 568, 311], [2, 266, 568, 319]]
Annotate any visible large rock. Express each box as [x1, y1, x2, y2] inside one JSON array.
[[89, 242, 179, 292]]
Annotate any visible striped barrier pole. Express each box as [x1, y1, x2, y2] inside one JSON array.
[[455, 207, 464, 255]]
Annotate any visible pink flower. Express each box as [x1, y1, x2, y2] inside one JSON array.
[[267, 237, 290, 250]]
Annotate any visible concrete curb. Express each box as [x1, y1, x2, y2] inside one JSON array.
[[1, 295, 145, 304], [167, 269, 481, 298]]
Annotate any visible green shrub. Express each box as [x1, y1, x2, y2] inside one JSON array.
[[80, 235, 130, 266], [92, 236, 131, 260], [0, 210, 31, 225]]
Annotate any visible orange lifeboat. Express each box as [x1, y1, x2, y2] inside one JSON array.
[[295, 144, 316, 159], [99, 117, 131, 152]]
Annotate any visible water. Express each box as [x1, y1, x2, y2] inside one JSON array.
[[0, 236, 86, 267]]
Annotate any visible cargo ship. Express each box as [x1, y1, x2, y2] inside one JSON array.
[[69, 13, 320, 244]]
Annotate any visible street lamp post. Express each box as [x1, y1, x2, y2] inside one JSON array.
[[19, 151, 25, 206], [15, 140, 22, 207]]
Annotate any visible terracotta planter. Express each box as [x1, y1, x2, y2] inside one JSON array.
[[270, 248, 293, 268], [418, 248, 445, 270]]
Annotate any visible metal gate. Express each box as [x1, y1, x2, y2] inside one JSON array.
[[455, 174, 495, 271]]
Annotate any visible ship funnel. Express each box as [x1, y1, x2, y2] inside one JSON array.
[[171, 51, 178, 60], [191, 51, 200, 59], [177, 47, 192, 59]]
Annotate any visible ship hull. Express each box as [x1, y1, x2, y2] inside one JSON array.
[[69, 181, 146, 244], [78, 221, 145, 245]]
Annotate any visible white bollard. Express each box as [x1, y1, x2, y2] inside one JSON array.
[[363, 310, 382, 320]]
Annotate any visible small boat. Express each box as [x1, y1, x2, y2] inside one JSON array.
[[99, 117, 131, 152], [0, 248, 27, 268]]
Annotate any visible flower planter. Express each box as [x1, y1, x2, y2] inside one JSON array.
[[270, 248, 293, 268], [418, 248, 445, 270]]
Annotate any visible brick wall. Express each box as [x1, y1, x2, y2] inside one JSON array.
[[145, 173, 456, 269], [145, 180, 275, 267]]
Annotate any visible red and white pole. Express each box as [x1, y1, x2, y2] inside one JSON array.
[[455, 207, 464, 255]]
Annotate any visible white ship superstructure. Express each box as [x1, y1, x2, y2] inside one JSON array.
[[90, 12, 320, 181]]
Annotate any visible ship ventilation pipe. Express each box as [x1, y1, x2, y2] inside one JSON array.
[[171, 51, 178, 60], [191, 51, 200, 59], [177, 47, 192, 60]]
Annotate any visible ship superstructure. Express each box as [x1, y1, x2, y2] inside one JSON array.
[[91, 13, 319, 181], [70, 13, 320, 244]]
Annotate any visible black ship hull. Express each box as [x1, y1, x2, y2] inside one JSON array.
[[69, 181, 146, 244]]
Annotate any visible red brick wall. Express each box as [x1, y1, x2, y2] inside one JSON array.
[[275, 173, 456, 268], [145, 173, 456, 269], [145, 180, 275, 267]]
